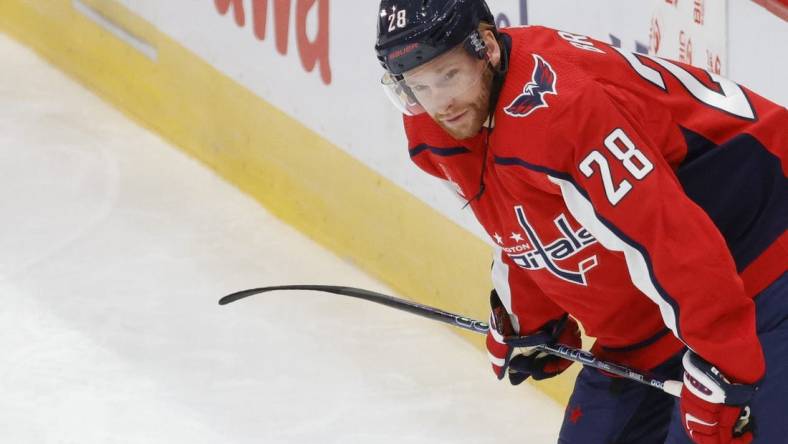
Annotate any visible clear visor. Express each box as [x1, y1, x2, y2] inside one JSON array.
[[381, 39, 489, 116]]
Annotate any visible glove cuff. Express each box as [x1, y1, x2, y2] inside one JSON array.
[[682, 351, 757, 406]]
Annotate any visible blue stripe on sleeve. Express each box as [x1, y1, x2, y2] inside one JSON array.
[[409, 144, 471, 158]]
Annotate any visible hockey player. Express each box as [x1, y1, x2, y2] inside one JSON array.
[[375, 1, 787, 443]]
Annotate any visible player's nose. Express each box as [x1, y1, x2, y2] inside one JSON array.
[[434, 93, 455, 116]]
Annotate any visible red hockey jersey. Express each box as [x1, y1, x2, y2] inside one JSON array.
[[404, 26, 787, 384]]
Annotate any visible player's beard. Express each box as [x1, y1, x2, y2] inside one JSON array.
[[434, 66, 494, 140]]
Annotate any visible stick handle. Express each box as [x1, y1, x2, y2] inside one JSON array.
[[661, 380, 684, 397], [535, 343, 683, 398]]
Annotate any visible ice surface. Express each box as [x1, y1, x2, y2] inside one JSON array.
[[0, 33, 563, 443]]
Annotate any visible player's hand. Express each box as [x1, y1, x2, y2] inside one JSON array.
[[485, 290, 581, 385], [680, 351, 758, 444]]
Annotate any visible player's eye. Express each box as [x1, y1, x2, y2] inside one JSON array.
[[411, 84, 429, 93], [444, 69, 460, 81]]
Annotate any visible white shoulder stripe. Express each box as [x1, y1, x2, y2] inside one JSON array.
[[548, 176, 680, 338]]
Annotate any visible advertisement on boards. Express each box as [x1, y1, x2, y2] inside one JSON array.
[[649, 0, 727, 75]]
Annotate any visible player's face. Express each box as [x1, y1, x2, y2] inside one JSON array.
[[398, 29, 501, 140], [403, 46, 493, 139]]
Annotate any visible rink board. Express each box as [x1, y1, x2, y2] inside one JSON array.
[[0, 0, 578, 403]]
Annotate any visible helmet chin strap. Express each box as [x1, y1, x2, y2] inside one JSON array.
[[463, 34, 510, 209], [485, 32, 510, 128]]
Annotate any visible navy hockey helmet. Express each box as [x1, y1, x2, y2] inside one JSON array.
[[375, 0, 495, 76]]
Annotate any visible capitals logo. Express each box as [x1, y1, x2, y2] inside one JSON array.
[[507, 206, 598, 286], [504, 54, 558, 118]]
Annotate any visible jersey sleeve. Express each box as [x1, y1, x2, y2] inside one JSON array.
[[492, 247, 567, 334], [548, 86, 765, 384]]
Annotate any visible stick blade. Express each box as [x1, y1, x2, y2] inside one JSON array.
[[218, 287, 276, 305], [218, 285, 351, 305]]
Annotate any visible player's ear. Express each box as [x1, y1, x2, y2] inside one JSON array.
[[480, 29, 501, 68]]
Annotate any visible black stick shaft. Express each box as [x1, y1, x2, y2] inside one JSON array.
[[219, 285, 683, 397]]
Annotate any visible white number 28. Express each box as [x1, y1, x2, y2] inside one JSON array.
[[579, 129, 654, 205], [388, 10, 407, 32]]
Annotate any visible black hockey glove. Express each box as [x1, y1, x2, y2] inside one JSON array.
[[485, 290, 581, 385]]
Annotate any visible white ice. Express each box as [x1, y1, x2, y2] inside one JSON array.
[[0, 33, 563, 443]]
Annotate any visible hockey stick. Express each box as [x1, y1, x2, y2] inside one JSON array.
[[219, 284, 684, 397]]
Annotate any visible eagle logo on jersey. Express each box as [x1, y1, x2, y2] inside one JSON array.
[[504, 54, 558, 118]]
